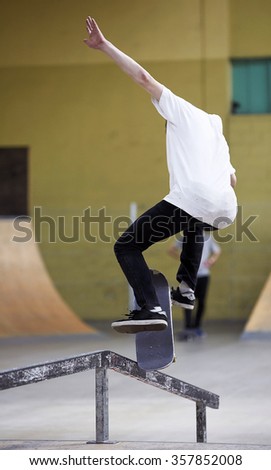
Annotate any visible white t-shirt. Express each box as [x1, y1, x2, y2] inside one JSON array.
[[152, 87, 237, 228]]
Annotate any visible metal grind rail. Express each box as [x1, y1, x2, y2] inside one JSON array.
[[0, 350, 219, 443]]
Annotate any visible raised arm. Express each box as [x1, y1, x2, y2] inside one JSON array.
[[83, 17, 163, 101]]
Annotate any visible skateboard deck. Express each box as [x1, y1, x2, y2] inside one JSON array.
[[136, 269, 175, 371]]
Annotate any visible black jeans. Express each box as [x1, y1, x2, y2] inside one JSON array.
[[114, 200, 204, 310]]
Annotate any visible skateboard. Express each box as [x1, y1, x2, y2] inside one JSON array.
[[135, 269, 175, 371]]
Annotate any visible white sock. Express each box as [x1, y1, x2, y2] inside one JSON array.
[[179, 281, 193, 293], [179, 281, 195, 299]]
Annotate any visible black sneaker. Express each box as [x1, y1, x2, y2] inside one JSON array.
[[111, 308, 168, 334], [171, 287, 195, 310]]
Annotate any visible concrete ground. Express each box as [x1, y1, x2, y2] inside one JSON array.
[[0, 321, 271, 450]]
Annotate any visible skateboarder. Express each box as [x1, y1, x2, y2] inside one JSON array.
[[84, 17, 237, 334]]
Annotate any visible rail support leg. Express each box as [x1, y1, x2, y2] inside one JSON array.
[[95, 366, 109, 443], [196, 401, 207, 443]]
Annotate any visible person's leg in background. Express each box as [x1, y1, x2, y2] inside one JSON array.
[[184, 308, 193, 329], [177, 276, 210, 341], [194, 275, 210, 335]]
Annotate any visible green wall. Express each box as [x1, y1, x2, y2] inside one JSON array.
[[0, 0, 270, 323]]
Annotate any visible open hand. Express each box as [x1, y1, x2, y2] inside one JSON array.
[[83, 17, 106, 49]]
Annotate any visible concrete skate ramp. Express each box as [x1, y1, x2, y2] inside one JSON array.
[[0, 218, 95, 337], [242, 273, 271, 339]]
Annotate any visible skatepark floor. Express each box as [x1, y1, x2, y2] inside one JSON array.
[[0, 320, 271, 450]]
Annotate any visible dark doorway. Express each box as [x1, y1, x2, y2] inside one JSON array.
[[0, 147, 28, 216]]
